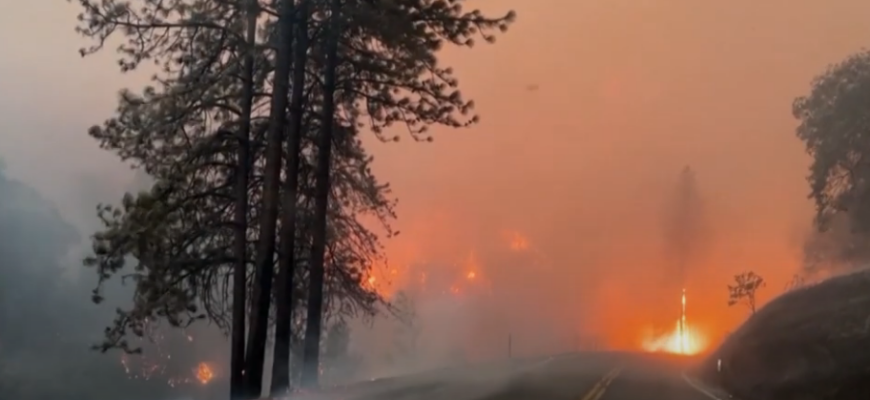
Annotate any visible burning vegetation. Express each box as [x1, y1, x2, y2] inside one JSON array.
[[13, 1, 870, 400], [641, 288, 705, 355], [195, 362, 215, 384], [635, 167, 710, 355], [105, 165, 720, 388], [117, 323, 218, 388]]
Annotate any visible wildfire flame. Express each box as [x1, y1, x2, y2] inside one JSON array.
[[118, 322, 217, 387], [503, 230, 529, 251], [195, 362, 214, 384], [642, 288, 705, 355]]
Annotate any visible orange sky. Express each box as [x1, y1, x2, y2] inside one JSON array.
[[355, 0, 870, 357], [4, 0, 870, 369]]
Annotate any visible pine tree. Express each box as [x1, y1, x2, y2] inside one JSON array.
[[232, 0, 260, 396], [664, 166, 706, 285], [299, 0, 517, 387], [74, 0, 392, 398], [244, 0, 298, 393], [271, 0, 311, 394], [73, 0, 517, 396]]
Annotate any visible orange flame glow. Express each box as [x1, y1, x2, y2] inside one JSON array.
[[195, 362, 214, 384], [642, 288, 706, 355], [503, 230, 530, 251]]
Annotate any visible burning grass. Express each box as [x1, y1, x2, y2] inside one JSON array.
[[642, 288, 708, 356], [697, 269, 870, 400]]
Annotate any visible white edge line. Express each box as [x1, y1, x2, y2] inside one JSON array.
[[681, 372, 724, 400]]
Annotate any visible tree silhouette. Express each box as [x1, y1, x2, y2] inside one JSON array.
[[73, 0, 516, 395], [390, 291, 421, 366], [727, 271, 765, 314], [783, 273, 807, 292], [320, 320, 361, 384], [663, 166, 707, 286], [794, 50, 870, 271]]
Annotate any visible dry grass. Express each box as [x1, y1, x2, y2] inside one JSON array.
[[697, 269, 870, 400]]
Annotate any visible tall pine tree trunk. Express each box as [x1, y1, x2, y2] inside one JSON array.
[[231, 0, 259, 398], [245, 0, 295, 396], [270, 0, 311, 394], [301, 0, 341, 388], [271, 0, 310, 395]]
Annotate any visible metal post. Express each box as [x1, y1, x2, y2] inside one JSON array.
[[508, 333, 512, 359], [680, 288, 687, 354]]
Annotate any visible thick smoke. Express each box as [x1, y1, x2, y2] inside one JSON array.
[[0, 164, 226, 400], [11, 0, 870, 396], [802, 212, 870, 277], [0, 164, 122, 399], [662, 166, 709, 289], [340, 227, 584, 382]]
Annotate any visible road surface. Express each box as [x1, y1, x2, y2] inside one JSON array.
[[295, 352, 728, 400]]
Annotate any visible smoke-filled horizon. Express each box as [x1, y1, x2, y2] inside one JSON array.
[[6, 0, 870, 397], [664, 166, 708, 287]]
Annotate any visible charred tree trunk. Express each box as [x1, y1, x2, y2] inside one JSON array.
[[270, 0, 310, 395], [230, 1, 259, 398], [244, 0, 295, 397], [301, 0, 341, 389]]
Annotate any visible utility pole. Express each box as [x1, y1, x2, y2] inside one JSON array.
[[680, 287, 687, 354], [507, 333, 512, 359]]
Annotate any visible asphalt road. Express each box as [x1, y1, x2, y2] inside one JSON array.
[[294, 352, 727, 400]]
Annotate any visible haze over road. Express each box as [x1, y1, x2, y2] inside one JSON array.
[[299, 353, 719, 400]]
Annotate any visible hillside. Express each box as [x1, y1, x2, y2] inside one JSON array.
[[697, 270, 870, 400]]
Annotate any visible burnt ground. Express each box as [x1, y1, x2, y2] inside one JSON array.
[[696, 269, 870, 400]]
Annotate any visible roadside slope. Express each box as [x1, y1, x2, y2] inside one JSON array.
[[698, 270, 870, 400]]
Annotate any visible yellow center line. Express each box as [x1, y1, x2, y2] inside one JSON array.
[[580, 367, 623, 400]]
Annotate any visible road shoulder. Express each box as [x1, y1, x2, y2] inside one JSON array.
[[682, 372, 735, 400]]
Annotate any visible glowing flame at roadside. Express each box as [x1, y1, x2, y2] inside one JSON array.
[[117, 321, 217, 387], [195, 362, 214, 384], [642, 288, 705, 355]]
